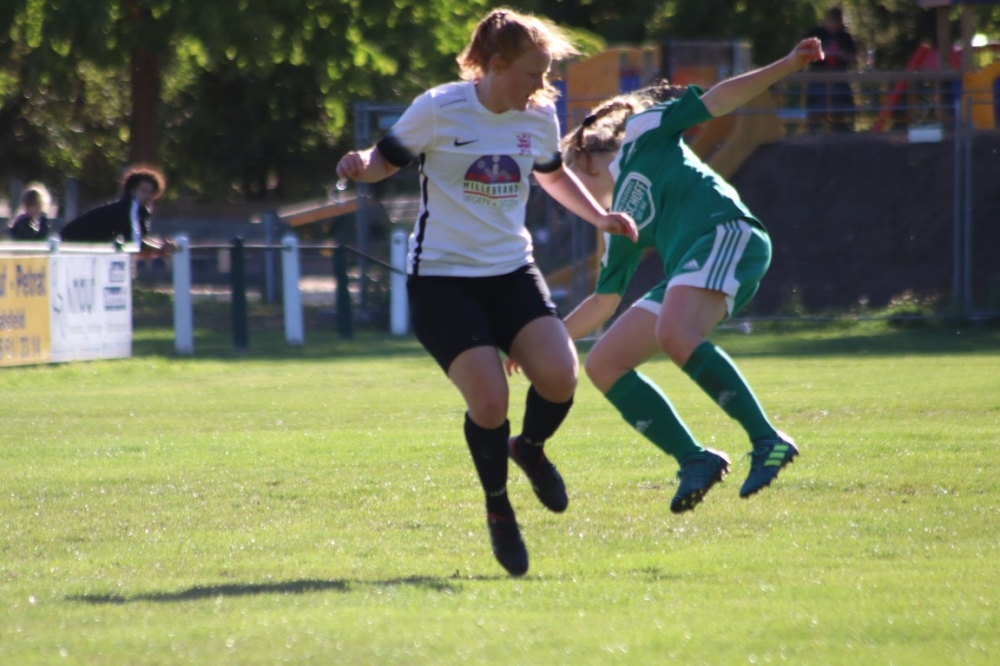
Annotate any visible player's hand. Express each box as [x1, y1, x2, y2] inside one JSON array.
[[786, 38, 824, 71], [597, 212, 638, 243], [336, 151, 367, 182], [505, 356, 521, 377]]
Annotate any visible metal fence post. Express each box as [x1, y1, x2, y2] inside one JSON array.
[[263, 211, 277, 303], [952, 96, 964, 315], [390, 229, 408, 335], [173, 235, 194, 355], [62, 177, 78, 226], [962, 92, 973, 318], [333, 244, 353, 339], [282, 234, 304, 346], [8, 178, 23, 221], [231, 237, 248, 349]]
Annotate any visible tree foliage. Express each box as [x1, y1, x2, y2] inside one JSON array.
[[3, 0, 999, 205]]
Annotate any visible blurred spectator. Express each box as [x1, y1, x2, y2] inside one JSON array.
[[8, 184, 53, 240], [806, 7, 858, 132], [60, 165, 172, 253]]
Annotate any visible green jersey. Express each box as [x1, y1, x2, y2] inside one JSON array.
[[596, 86, 763, 298]]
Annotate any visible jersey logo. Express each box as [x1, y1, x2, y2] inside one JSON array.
[[463, 155, 522, 210], [517, 133, 532, 155], [454, 138, 479, 146], [683, 259, 700, 271], [613, 173, 655, 230]]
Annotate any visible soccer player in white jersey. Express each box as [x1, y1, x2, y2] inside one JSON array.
[[555, 38, 823, 514], [336, 8, 637, 576]]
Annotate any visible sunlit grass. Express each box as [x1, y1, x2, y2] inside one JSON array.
[[1, 323, 998, 664]]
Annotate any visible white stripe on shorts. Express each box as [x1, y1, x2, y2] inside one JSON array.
[[665, 219, 754, 314]]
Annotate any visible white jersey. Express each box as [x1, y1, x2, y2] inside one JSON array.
[[376, 81, 562, 277]]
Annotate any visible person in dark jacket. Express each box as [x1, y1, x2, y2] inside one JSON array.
[[60, 165, 170, 253], [8, 185, 53, 240], [806, 7, 858, 132]]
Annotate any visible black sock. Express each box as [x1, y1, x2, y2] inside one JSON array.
[[464, 414, 512, 515], [518, 386, 574, 465]]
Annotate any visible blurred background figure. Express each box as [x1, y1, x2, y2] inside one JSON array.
[[59, 165, 172, 253], [8, 184, 53, 240], [806, 7, 858, 132]]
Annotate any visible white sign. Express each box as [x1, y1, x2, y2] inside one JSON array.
[[49, 255, 132, 362]]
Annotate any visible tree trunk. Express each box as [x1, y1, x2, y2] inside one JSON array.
[[129, 47, 160, 165], [126, 0, 160, 165]]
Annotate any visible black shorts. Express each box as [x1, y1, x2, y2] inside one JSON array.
[[407, 264, 560, 373]]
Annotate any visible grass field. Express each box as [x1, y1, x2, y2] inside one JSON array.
[[2, 321, 999, 664]]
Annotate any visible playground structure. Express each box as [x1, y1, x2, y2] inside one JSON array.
[[544, 9, 1000, 301]]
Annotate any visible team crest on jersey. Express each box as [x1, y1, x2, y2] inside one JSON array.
[[463, 155, 522, 210], [613, 173, 655, 230], [516, 133, 532, 155]]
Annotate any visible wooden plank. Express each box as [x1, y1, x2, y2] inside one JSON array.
[[278, 198, 358, 227]]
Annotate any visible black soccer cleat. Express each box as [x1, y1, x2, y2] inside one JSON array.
[[487, 512, 529, 576], [670, 448, 730, 514], [740, 432, 799, 498], [509, 437, 569, 513]]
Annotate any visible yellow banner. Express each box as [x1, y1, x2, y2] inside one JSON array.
[[0, 256, 51, 366]]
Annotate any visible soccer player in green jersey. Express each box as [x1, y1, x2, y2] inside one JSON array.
[[558, 38, 823, 512]]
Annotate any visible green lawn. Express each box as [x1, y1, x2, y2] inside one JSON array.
[[2, 322, 999, 664]]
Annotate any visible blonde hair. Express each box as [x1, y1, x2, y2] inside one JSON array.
[[19, 183, 51, 213], [561, 81, 687, 175], [457, 8, 578, 106]]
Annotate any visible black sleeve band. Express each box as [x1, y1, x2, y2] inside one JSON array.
[[532, 155, 563, 174], [376, 134, 417, 168]]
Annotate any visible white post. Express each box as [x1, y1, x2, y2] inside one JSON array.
[[390, 229, 408, 336], [172, 235, 194, 356], [282, 233, 304, 346]]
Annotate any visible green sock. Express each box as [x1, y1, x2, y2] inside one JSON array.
[[604, 370, 703, 463], [682, 341, 779, 443]]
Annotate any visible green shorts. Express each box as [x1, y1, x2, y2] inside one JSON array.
[[634, 219, 771, 317]]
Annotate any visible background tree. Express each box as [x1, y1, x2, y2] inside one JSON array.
[[1, 1, 130, 198], [4, 0, 498, 203], [3, 0, 999, 207]]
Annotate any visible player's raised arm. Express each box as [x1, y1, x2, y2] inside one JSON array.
[[700, 38, 823, 118]]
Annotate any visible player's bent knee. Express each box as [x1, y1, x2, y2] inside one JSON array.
[[467, 394, 509, 430], [584, 353, 622, 394], [533, 370, 577, 403], [655, 323, 690, 367]]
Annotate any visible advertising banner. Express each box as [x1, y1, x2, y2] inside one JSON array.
[[49, 255, 132, 362], [0, 256, 51, 366]]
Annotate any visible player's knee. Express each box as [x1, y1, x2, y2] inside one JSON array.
[[583, 351, 611, 393], [532, 361, 578, 403], [584, 351, 618, 394], [655, 320, 689, 366], [467, 393, 509, 429]]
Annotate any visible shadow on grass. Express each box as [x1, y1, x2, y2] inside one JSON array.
[[131, 318, 1000, 363], [132, 327, 430, 363], [710, 320, 1000, 358], [65, 573, 514, 604]]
